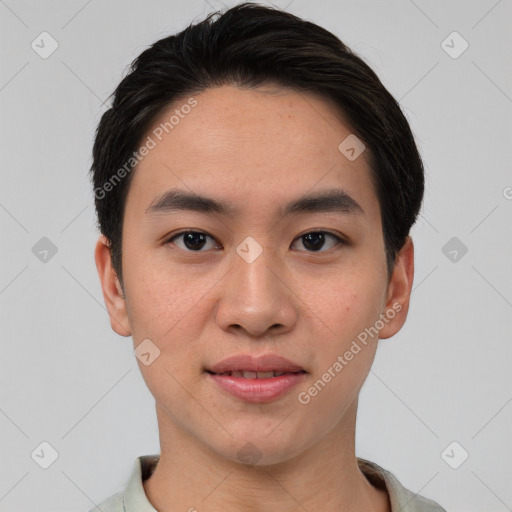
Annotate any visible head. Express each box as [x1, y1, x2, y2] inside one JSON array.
[[92, 2, 423, 465]]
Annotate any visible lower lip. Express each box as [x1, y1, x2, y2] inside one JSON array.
[[207, 372, 307, 403]]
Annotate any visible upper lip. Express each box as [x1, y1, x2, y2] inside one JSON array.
[[207, 354, 306, 374]]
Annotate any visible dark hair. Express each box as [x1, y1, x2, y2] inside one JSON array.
[[90, 1, 424, 286]]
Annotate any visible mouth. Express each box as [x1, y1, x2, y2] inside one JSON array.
[[206, 369, 307, 379], [205, 353, 307, 376], [205, 353, 308, 403]]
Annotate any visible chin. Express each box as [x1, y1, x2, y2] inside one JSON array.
[[206, 428, 310, 468]]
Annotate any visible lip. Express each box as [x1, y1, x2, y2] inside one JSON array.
[[206, 354, 307, 403], [207, 372, 307, 403], [207, 354, 305, 374]]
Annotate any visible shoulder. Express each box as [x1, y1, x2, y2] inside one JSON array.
[[394, 485, 447, 512], [87, 491, 124, 512], [357, 458, 447, 512]]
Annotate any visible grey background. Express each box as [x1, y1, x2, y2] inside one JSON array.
[[1, 0, 511, 510]]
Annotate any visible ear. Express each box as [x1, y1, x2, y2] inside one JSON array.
[[379, 236, 414, 340], [94, 235, 132, 337]]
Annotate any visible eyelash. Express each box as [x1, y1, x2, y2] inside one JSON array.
[[165, 230, 347, 253]]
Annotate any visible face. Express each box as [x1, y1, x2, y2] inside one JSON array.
[[95, 84, 414, 466]]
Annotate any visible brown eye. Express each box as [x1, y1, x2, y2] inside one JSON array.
[[168, 231, 219, 251], [291, 232, 344, 252]]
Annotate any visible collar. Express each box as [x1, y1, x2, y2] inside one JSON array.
[[122, 454, 440, 512]]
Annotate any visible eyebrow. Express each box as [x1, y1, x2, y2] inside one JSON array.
[[145, 188, 364, 218]]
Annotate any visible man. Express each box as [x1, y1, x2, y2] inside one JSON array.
[[91, 3, 446, 511]]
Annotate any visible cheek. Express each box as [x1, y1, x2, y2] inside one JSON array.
[[299, 289, 383, 426], [123, 251, 209, 342], [303, 278, 385, 388], [308, 279, 385, 344]]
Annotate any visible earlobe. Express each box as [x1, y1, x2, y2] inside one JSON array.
[[94, 235, 132, 337], [379, 236, 415, 340]]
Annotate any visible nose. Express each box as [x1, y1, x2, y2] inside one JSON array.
[[215, 246, 298, 338]]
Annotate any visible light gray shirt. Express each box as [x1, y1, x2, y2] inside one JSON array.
[[89, 455, 447, 512]]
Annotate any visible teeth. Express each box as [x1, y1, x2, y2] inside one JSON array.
[[219, 370, 290, 378], [253, 371, 274, 379]]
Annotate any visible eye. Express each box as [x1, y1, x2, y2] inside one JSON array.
[[167, 231, 219, 252], [291, 231, 345, 252], [166, 230, 346, 253]]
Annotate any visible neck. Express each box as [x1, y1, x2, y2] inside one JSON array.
[[143, 401, 390, 512]]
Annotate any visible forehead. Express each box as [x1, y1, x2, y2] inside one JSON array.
[[124, 84, 379, 222]]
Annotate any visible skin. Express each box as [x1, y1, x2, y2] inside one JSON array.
[[95, 84, 414, 512]]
